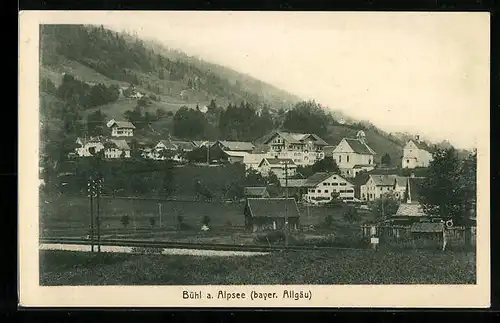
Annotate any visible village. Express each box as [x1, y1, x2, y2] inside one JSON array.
[[47, 112, 476, 252]]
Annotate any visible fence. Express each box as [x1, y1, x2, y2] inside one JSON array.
[[360, 224, 476, 248]]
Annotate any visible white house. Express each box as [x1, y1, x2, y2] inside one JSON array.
[[360, 174, 398, 201], [104, 139, 131, 159], [212, 140, 255, 153], [257, 158, 297, 179], [331, 131, 376, 178], [304, 172, 355, 204], [106, 119, 136, 137], [243, 153, 268, 171], [402, 136, 434, 169], [393, 176, 409, 201], [262, 131, 329, 166]]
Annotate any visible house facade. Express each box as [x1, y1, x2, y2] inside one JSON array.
[[152, 140, 196, 162], [401, 136, 433, 169], [263, 131, 329, 166], [360, 174, 398, 201], [243, 153, 268, 171], [224, 151, 248, 164], [257, 158, 297, 179], [331, 131, 376, 178], [106, 119, 136, 137], [304, 172, 355, 204]]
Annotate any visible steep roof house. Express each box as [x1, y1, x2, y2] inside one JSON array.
[[332, 130, 376, 178], [106, 119, 136, 137], [402, 135, 434, 169], [244, 198, 300, 232], [360, 174, 398, 202], [257, 158, 297, 179], [104, 139, 131, 159]]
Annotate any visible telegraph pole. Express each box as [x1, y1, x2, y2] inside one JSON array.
[[158, 202, 162, 227], [284, 161, 289, 248], [96, 174, 102, 253], [88, 177, 95, 252], [206, 142, 210, 165]]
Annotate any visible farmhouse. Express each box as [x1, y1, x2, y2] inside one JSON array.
[[244, 198, 300, 232], [263, 131, 329, 166], [304, 172, 355, 204], [360, 174, 398, 201], [244, 187, 270, 198], [401, 135, 434, 169], [257, 158, 297, 179], [106, 119, 136, 137], [104, 139, 131, 158], [279, 178, 307, 200], [331, 131, 376, 178]]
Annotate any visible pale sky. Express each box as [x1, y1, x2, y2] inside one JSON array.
[[56, 11, 490, 149]]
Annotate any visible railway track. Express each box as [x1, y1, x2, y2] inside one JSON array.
[[39, 237, 367, 253]]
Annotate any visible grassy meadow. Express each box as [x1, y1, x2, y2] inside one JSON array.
[[40, 248, 476, 285]]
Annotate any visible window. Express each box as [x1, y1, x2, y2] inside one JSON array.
[[407, 159, 409, 163], [369, 159, 372, 164], [317, 190, 321, 193], [323, 183, 327, 186], [339, 156, 342, 163], [333, 183, 338, 186], [340, 183, 347, 186], [324, 190, 328, 193], [347, 189, 354, 193], [347, 155, 350, 162]]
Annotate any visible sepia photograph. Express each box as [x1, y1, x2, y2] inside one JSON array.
[[19, 11, 490, 307]]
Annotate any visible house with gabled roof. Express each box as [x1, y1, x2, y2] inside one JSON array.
[[104, 139, 131, 159], [152, 140, 196, 162], [257, 157, 297, 179], [244, 198, 300, 232], [393, 176, 409, 201], [402, 135, 434, 169], [303, 172, 355, 204], [106, 119, 136, 137], [360, 174, 398, 201], [263, 131, 329, 166], [332, 131, 376, 178]]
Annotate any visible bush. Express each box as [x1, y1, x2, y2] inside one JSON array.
[[323, 214, 334, 228]]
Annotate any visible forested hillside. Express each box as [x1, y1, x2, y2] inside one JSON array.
[[38, 24, 416, 170]]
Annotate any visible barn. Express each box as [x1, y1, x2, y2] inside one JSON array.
[[244, 198, 300, 232]]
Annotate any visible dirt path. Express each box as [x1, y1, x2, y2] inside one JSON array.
[[39, 243, 269, 257]]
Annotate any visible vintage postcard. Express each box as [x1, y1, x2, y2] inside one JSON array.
[[19, 11, 490, 308]]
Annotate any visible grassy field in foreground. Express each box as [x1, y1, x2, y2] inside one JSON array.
[[40, 249, 476, 285]]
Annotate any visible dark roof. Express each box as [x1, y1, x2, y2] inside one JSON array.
[[344, 138, 376, 155], [244, 187, 269, 197], [323, 145, 337, 156], [407, 177, 425, 202], [395, 203, 426, 217], [304, 172, 333, 187], [370, 174, 398, 186], [108, 139, 131, 150], [395, 176, 408, 187], [245, 198, 300, 218], [157, 140, 178, 150], [410, 222, 444, 233], [279, 179, 307, 188]]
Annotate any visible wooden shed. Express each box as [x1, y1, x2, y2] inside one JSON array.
[[244, 198, 300, 232], [410, 222, 446, 250]]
